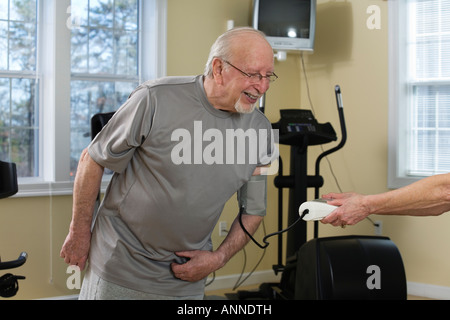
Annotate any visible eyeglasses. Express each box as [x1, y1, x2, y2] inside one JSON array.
[[222, 60, 278, 83]]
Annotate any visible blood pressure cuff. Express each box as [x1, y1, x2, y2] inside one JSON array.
[[237, 175, 267, 217]]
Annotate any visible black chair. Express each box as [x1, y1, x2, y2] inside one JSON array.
[[0, 161, 27, 298], [91, 112, 115, 140], [90, 112, 116, 216], [0, 161, 18, 199]]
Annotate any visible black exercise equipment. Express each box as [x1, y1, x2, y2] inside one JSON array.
[[295, 236, 407, 300], [0, 161, 28, 298], [235, 86, 406, 300]]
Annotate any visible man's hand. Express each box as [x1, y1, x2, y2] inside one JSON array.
[[171, 250, 225, 282], [60, 228, 92, 271], [171, 214, 263, 282]]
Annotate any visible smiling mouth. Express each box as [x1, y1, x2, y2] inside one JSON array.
[[244, 92, 260, 101]]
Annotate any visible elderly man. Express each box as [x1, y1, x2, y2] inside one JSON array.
[[60, 27, 278, 300]]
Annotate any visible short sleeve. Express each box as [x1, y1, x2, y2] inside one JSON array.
[[88, 86, 154, 173], [237, 175, 267, 217]]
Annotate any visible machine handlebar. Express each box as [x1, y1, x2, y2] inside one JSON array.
[[0, 252, 28, 270]]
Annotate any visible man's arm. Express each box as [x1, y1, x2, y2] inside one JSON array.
[[172, 174, 267, 282], [322, 173, 450, 226], [60, 148, 104, 270], [216, 213, 263, 265], [171, 214, 263, 282]]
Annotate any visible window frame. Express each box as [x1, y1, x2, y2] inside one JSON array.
[[15, 0, 167, 197], [388, 0, 412, 189]]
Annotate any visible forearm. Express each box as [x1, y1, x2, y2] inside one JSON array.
[[214, 214, 263, 268], [70, 148, 104, 233], [323, 173, 450, 226], [367, 173, 450, 217], [61, 149, 104, 269]]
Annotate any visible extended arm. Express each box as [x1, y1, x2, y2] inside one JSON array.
[[321, 173, 450, 226], [60, 148, 104, 270]]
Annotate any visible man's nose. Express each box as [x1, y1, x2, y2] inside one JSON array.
[[255, 78, 271, 94]]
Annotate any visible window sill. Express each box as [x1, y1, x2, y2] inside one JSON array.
[[14, 180, 110, 198]]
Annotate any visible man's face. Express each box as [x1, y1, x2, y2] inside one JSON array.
[[220, 38, 275, 114], [231, 71, 269, 114]]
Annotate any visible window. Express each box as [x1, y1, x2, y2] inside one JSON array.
[[388, 0, 450, 188], [0, 0, 166, 196], [0, 0, 38, 178], [70, 0, 140, 177]]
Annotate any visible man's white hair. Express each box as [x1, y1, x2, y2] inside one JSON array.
[[204, 27, 268, 77]]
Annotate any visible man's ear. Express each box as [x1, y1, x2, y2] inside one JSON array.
[[212, 58, 225, 85]]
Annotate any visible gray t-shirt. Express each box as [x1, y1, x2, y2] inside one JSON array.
[[87, 75, 274, 296]]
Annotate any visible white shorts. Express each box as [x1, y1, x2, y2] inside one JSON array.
[[79, 266, 204, 300]]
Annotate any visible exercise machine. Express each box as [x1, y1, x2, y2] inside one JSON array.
[[233, 86, 338, 300], [235, 86, 406, 300], [0, 161, 28, 298]]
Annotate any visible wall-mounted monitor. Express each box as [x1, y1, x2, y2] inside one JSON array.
[[253, 0, 317, 52]]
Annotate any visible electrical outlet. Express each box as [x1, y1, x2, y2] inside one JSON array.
[[374, 220, 382, 235], [219, 221, 228, 237]]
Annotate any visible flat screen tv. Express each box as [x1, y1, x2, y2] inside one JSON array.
[[253, 0, 316, 52]]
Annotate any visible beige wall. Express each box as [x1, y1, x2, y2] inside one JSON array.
[[0, 195, 73, 299], [1, 0, 450, 300]]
